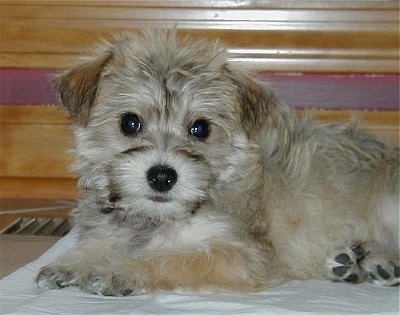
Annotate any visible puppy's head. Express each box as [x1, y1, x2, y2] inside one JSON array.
[[54, 30, 276, 220]]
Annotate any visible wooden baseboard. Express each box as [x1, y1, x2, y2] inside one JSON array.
[[0, 105, 398, 199]]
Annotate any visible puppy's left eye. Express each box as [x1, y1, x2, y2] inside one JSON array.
[[189, 120, 210, 140], [120, 113, 142, 136]]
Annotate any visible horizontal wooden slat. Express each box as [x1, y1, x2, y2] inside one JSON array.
[[0, 177, 77, 199], [2, 21, 395, 55], [3, 55, 397, 73], [307, 109, 399, 143], [3, 105, 398, 128], [2, 51, 397, 73], [0, 124, 73, 178], [0, 105, 68, 124], [0, 106, 72, 178], [2, 1, 399, 9], [0, 1, 398, 72], [2, 6, 397, 24], [308, 109, 399, 126], [2, 22, 397, 53]]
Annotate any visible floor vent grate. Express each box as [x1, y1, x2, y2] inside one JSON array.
[[0, 217, 71, 237]]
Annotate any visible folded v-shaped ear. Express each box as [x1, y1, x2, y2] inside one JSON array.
[[52, 50, 113, 126], [225, 66, 278, 136]]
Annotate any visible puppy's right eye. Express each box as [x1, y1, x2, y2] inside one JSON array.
[[190, 120, 210, 140], [120, 113, 141, 136]]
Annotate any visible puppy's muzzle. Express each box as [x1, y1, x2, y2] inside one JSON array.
[[146, 165, 178, 192]]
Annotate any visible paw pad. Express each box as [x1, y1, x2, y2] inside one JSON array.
[[328, 244, 400, 286], [377, 264, 390, 280], [394, 264, 400, 278], [332, 265, 350, 277], [364, 261, 400, 287], [331, 256, 360, 283], [343, 273, 359, 283], [327, 244, 366, 284], [122, 288, 133, 296], [334, 253, 352, 265]]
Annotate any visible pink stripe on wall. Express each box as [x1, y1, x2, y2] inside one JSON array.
[[0, 69, 58, 105], [0, 69, 399, 110], [256, 73, 399, 111]]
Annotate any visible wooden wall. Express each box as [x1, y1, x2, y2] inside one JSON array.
[[0, 0, 399, 199], [1, 0, 399, 72]]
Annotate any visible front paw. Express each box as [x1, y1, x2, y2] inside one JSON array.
[[36, 265, 79, 289], [361, 258, 399, 287], [326, 244, 367, 283], [326, 243, 399, 287], [80, 272, 144, 296]]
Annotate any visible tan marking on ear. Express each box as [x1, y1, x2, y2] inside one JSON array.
[[52, 50, 113, 126], [225, 67, 278, 135]]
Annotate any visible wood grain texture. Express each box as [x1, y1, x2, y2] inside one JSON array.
[[0, 0, 398, 72], [0, 123, 73, 178], [0, 177, 77, 200]]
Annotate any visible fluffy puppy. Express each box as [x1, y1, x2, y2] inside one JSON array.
[[36, 30, 399, 296]]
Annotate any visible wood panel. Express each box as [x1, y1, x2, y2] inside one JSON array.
[[0, 106, 72, 179], [0, 177, 77, 199], [306, 109, 399, 142], [0, 124, 73, 178], [0, 0, 398, 72], [0, 105, 398, 199]]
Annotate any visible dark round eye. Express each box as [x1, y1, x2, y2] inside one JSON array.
[[120, 113, 141, 136], [189, 120, 210, 140]]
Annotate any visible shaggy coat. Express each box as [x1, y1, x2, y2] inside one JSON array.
[[36, 30, 399, 295]]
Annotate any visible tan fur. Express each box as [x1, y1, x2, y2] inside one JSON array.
[[36, 30, 399, 296], [96, 241, 278, 294]]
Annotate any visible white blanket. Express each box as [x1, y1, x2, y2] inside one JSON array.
[[1, 230, 399, 315]]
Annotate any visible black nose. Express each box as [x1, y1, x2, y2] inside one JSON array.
[[146, 165, 178, 192]]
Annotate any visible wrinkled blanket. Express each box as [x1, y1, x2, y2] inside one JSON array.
[[1, 229, 399, 315]]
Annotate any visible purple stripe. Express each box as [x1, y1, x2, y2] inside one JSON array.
[[0, 69, 58, 105], [256, 73, 399, 111], [0, 69, 399, 110]]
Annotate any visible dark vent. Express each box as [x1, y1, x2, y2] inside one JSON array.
[[0, 217, 71, 237]]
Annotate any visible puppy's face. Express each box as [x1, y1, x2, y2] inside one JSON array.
[[55, 31, 275, 220]]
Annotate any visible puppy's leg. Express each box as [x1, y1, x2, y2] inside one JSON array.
[[81, 241, 284, 296], [37, 239, 283, 296], [326, 242, 399, 286]]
